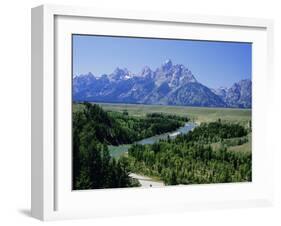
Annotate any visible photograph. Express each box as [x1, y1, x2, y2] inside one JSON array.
[[72, 34, 252, 190]]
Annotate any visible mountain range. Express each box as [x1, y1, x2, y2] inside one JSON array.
[[73, 59, 252, 108]]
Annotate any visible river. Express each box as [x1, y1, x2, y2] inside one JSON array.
[[108, 122, 197, 187], [109, 122, 197, 158]]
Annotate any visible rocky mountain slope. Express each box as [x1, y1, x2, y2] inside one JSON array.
[[73, 59, 251, 108]]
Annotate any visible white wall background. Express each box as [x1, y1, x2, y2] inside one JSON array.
[[0, 0, 280, 225]]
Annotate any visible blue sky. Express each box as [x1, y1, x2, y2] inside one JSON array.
[[72, 34, 252, 88]]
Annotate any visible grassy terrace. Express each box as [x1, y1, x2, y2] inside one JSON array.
[[73, 102, 251, 126]]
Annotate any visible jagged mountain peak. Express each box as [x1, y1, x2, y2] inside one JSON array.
[[154, 61, 198, 87], [113, 67, 129, 73], [73, 61, 251, 108], [214, 79, 252, 108], [87, 72, 94, 77], [73, 72, 96, 84], [140, 66, 154, 78], [109, 67, 133, 80], [76, 72, 95, 78], [111, 67, 128, 76], [161, 59, 173, 71], [237, 79, 251, 86]]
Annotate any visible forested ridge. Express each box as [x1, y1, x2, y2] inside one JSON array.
[[73, 103, 188, 189], [176, 121, 248, 144], [128, 121, 251, 185]]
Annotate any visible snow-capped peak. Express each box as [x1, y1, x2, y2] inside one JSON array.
[[109, 67, 132, 80]]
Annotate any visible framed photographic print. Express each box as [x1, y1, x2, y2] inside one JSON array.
[[31, 4, 274, 221]]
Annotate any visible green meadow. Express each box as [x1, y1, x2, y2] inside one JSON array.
[[73, 102, 251, 125]]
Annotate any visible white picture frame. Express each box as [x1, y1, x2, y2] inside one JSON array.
[[31, 4, 274, 221]]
